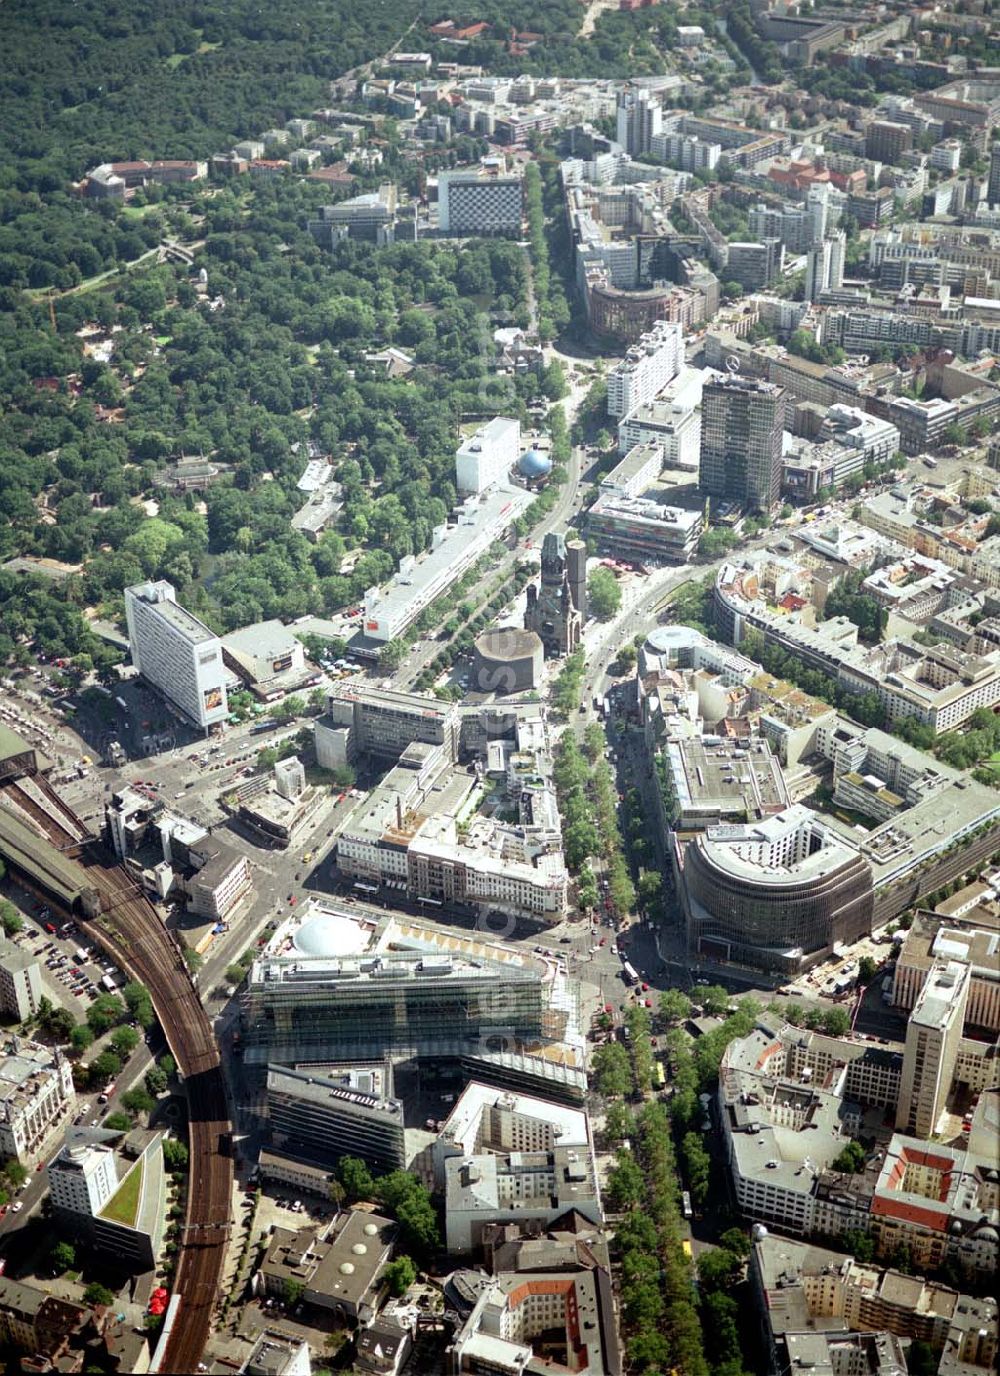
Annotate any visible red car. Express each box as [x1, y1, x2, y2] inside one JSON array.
[[44, 923, 57, 935]]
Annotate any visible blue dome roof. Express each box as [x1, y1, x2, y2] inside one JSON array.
[[519, 449, 552, 478]]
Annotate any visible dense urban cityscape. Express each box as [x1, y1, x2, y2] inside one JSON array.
[[0, 2, 999, 1375]]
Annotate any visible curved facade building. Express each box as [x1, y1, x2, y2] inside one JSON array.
[[590, 282, 687, 344], [684, 804, 874, 974], [471, 628, 544, 694]]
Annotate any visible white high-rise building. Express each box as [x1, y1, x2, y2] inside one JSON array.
[[47, 1139, 118, 1218], [895, 960, 970, 1140], [124, 580, 228, 732], [616, 86, 662, 157], [606, 320, 683, 419], [805, 231, 846, 303], [0, 944, 41, 1021], [455, 416, 521, 494]]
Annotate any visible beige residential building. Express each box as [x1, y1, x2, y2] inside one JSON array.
[[892, 912, 1000, 1034], [895, 961, 970, 1139]]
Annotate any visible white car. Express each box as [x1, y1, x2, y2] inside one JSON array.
[[11, 1201, 22, 1213]]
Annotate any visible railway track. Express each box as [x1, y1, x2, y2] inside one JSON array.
[[78, 854, 232, 1376], [10, 775, 232, 1375], [0, 777, 88, 851]]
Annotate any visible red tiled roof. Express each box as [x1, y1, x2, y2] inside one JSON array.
[[872, 1196, 946, 1231]]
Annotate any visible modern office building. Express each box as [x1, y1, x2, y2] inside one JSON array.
[[895, 960, 970, 1139], [242, 946, 547, 1068], [617, 399, 702, 472], [48, 1133, 120, 1218], [606, 321, 683, 419], [124, 580, 228, 731], [455, 417, 521, 494], [266, 1064, 406, 1170], [818, 404, 898, 467], [183, 839, 254, 921], [662, 735, 789, 830], [683, 805, 875, 974], [616, 85, 662, 156], [0, 944, 41, 1021], [989, 141, 1000, 208], [726, 239, 784, 292], [438, 168, 524, 236], [48, 1129, 166, 1272], [892, 913, 1000, 1034], [587, 491, 703, 564], [317, 682, 460, 766], [699, 375, 786, 513], [0, 1035, 74, 1163], [308, 184, 398, 246], [241, 903, 586, 1102]]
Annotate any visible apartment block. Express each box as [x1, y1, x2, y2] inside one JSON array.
[[648, 131, 720, 172], [0, 944, 41, 1021], [0, 1035, 74, 1163], [445, 1146, 601, 1255], [606, 320, 682, 419], [872, 1136, 999, 1280]]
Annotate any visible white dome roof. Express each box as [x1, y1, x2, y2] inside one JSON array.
[[351, 1243, 368, 1255], [363, 1222, 379, 1236], [339, 1262, 355, 1275], [292, 915, 350, 958]]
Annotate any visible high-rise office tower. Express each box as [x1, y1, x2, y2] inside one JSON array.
[[805, 231, 846, 303], [699, 375, 786, 513], [895, 960, 969, 1140], [616, 86, 662, 157], [438, 169, 524, 237], [124, 580, 228, 731], [988, 141, 1000, 208]]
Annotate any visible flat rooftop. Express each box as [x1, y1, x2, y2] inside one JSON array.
[[666, 735, 788, 816], [266, 1064, 403, 1120], [440, 1080, 589, 1151], [139, 589, 217, 646], [222, 621, 301, 661], [364, 483, 531, 629]]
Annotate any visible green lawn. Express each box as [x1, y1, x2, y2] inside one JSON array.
[[100, 1159, 143, 1227]]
